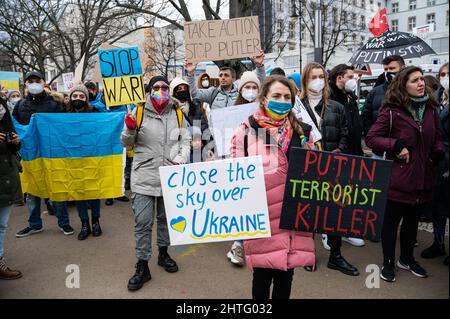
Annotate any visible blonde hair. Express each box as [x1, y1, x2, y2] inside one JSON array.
[[300, 62, 331, 110]]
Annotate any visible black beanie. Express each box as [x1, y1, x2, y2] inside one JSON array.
[[148, 76, 169, 89]]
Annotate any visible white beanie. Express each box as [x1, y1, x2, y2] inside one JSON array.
[[238, 71, 260, 92]]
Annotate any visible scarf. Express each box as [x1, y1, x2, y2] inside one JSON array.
[[253, 107, 293, 155], [409, 95, 429, 122], [307, 89, 323, 109]]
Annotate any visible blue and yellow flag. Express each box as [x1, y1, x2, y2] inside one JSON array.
[[14, 113, 125, 201]]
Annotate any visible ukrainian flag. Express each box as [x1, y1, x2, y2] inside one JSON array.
[[0, 71, 20, 91], [14, 113, 125, 201]]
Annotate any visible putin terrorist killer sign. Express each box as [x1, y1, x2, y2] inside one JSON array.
[[280, 149, 392, 241]]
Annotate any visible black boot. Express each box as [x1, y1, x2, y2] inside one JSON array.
[[327, 254, 360, 276], [158, 246, 178, 273], [127, 260, 151, 291], [421, 236, 446, 259], [77, 220, 91, 240], [92, 218, 102, 237]]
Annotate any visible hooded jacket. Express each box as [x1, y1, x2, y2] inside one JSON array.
[[230, 115, 315, 271], [121, 96, 191, 196]]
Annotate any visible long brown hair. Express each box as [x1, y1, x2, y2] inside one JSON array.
[[385, 66, 437, 108], [300, 62, 331, 109], [258, 76, 308, 143]]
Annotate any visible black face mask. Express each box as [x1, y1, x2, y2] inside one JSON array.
[[72, 99, 87, 110], [385, 72, 397, 83], [88, 92, 95, 101], [174, 90, 190, 102]]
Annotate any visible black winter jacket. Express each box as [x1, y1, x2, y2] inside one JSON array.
[[361, 82, 388, 135], [12, 92, 63, 125], [329, 83, 364, 156], [301, 97, 349, 152], [0, 100, 22, 208]]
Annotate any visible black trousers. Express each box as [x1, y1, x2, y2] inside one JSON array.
[[382, 200, 423, 264], [252, 268, 294, 299], [327, 235, 342, 256]]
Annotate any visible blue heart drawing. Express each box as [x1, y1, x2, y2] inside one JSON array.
[[170, 216, 187, 233]]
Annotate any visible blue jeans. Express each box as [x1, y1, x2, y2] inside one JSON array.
[[76, 199, 101, 221], [0, 206, 12, 257], [27, 194, 70, 229]]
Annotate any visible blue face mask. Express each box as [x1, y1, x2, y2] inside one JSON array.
[[265, 100, 292, 120]]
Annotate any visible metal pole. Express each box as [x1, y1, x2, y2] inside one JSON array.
[[299, 1, 302, 74], [173, 33, 176, 78], [314, 0, 323, 64]]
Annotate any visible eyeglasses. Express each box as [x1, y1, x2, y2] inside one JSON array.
[[152, 85, 169, 91]]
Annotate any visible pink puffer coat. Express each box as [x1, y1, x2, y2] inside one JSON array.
[[230, 120, 315, 272]]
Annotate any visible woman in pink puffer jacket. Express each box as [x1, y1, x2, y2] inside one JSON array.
[[230, 76, 315, 299]]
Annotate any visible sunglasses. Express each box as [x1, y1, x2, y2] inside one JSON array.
[[152, 85, 169, 91]]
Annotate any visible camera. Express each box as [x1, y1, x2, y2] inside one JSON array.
[[5, 132, 14, 143]]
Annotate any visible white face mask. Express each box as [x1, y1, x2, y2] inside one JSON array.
[[201, 80, 209, 88], [27, 82, 44, 95], [241, 89, 258, 102], [344, 79, 358, 93], [308, 79, 325, 93], [441, 76, 449, 91], [10, 97, 21, 105]]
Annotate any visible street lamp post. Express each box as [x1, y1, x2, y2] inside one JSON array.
[[291, 1, 303, 74], [314, 0, 323, 64]]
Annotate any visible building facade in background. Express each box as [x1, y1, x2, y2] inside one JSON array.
[[386, 0, 449, 71]]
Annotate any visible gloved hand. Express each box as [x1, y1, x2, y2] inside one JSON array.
[[125, 114, 137, 130]]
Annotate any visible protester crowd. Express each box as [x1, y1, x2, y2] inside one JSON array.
[[0, 53, 448, 299]]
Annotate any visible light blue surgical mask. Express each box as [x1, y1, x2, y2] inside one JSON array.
[[265, 100, 292, 120]]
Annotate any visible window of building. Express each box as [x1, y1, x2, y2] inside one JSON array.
[[361, 0, 366, 8], [432, 37, 449, 53], [278, 0, 284, 11], [392, 2, 399, 13], [360, 15, 366, 29], [277, 19, 284, 35], [352, 34, 357, 43], [427, 0, 436, 6], [289, 21, 295, 39], [391, 19, 399, 32], [352, 13, 357, 28], [427, 13, 435, 25], [333, 7, 339, 25], [353, 0, 358, 6], [408, 16, 416, 31], [409, 0, 417, 10]]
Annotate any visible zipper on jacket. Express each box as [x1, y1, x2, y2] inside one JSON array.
[[135, 158, 154, 170]]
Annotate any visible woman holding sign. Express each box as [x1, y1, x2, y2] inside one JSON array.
[[121, 76, 191, 291], [230, 76, 315, 299], [366, 66, 445, 282], [226, 71, 263, 267], [299, 63, 360, 277]]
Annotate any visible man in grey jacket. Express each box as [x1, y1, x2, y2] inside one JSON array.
[[121, 76, 191, 291], [183, 51, 266, 110]]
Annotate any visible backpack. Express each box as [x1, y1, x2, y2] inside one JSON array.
[[135, 104, 184, 131]]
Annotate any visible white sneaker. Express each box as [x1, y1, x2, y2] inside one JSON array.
[[342, 237, 365, 247], [321, 235, 330, 250], [227, 243, 245, 266]]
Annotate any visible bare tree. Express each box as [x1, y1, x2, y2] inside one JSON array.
[[294, 0, 367, 66], [0, 0, 139, 83], [144, 27, 183, 79]]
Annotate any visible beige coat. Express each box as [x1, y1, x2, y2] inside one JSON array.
[[121, 98, 191, 196]]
